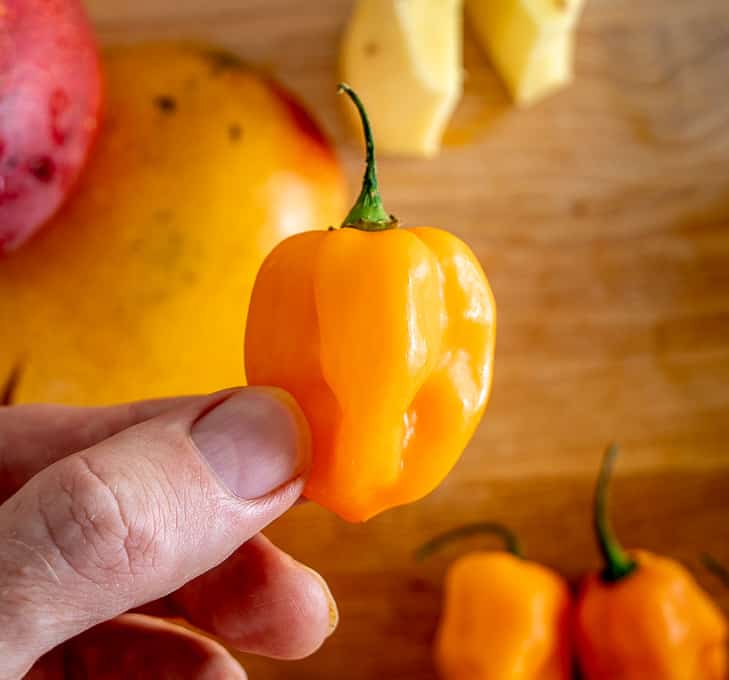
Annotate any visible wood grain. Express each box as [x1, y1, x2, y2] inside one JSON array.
[[84, 0, 729, 677]]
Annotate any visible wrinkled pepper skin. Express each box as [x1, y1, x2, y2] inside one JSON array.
[[575, 549, 728, 680], [435, 552, 572, 680], [245, 225, 495, 521]]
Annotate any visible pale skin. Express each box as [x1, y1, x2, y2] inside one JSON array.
[[0, 388, 338, 679]]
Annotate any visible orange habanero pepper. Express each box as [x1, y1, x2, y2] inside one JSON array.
[[244, 85, 496, 522], [575, 444, 729, 680], [419, 523, 573, 680]]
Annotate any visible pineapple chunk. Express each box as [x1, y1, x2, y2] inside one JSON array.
[[467, 0, 585, 106], [340, 0, 463, 157]]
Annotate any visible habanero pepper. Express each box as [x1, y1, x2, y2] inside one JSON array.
[[575, 444, 729, 680], [418, 523, 573, 680], [244, 85, 496, 522]]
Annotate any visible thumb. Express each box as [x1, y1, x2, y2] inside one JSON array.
[[0, 387, 310, 680]]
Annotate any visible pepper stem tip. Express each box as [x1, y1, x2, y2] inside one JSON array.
[[337, 82, 397, 231], [415, 522, 524, 562], [595, 443, 637, 583]]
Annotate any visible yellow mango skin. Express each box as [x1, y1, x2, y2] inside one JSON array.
[[0, 43, 346, 405]]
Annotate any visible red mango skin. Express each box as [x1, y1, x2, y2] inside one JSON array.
[[0, 0, 102, 253]]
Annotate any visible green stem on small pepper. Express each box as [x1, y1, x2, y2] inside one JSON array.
[[595, 443, 637, 582], [338, 83, 397, 231], [702, 554, 729, 589], [415, 522, 525, 562], [1, 363, 21, 406]]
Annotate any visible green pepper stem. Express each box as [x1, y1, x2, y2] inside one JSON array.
[[595, 443, 637, 582], [702, 554, 729, 589], [415, 522, 524, 562], [337, 83, 397, 231], [1, 363, 21, 406]]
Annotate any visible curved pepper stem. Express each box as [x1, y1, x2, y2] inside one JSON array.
[[415, 522, 525, 562], [595, 443, 637, 582], [338, 83, 397, 231], [1, 363, 21, 406], [702, 554, 729, 589]]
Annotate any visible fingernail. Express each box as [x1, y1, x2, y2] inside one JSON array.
[[192, 388, 310, 499], [300, 565, 339, 637]]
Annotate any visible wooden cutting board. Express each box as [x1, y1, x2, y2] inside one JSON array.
[[85, 1, 729, 677]]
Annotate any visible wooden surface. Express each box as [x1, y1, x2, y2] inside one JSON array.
[[86, 1, 729, 677]]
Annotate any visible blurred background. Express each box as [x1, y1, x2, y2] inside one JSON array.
[[2, 0, 729, 677]]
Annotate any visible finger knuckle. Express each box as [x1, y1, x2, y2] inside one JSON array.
[[39, 455, 167, 582]]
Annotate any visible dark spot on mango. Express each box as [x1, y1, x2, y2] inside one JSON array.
[[364, 41, 379, 56], [28, 156, 56, 183], [206, 49, 243, 76], [155, 95, 177, 114], [228, 124, 242, 141]]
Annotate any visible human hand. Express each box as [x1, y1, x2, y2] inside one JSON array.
[[0, 388, 338, 679]]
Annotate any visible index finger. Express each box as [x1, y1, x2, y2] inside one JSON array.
[[0, 382, 237, 502]]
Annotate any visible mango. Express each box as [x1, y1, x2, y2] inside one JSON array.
[[0, 42, 346, 405]]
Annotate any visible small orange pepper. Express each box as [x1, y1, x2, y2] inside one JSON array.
[[575, 444, 729, 680], [244, 85, 496, 522], [419, 523, 573, 680]]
